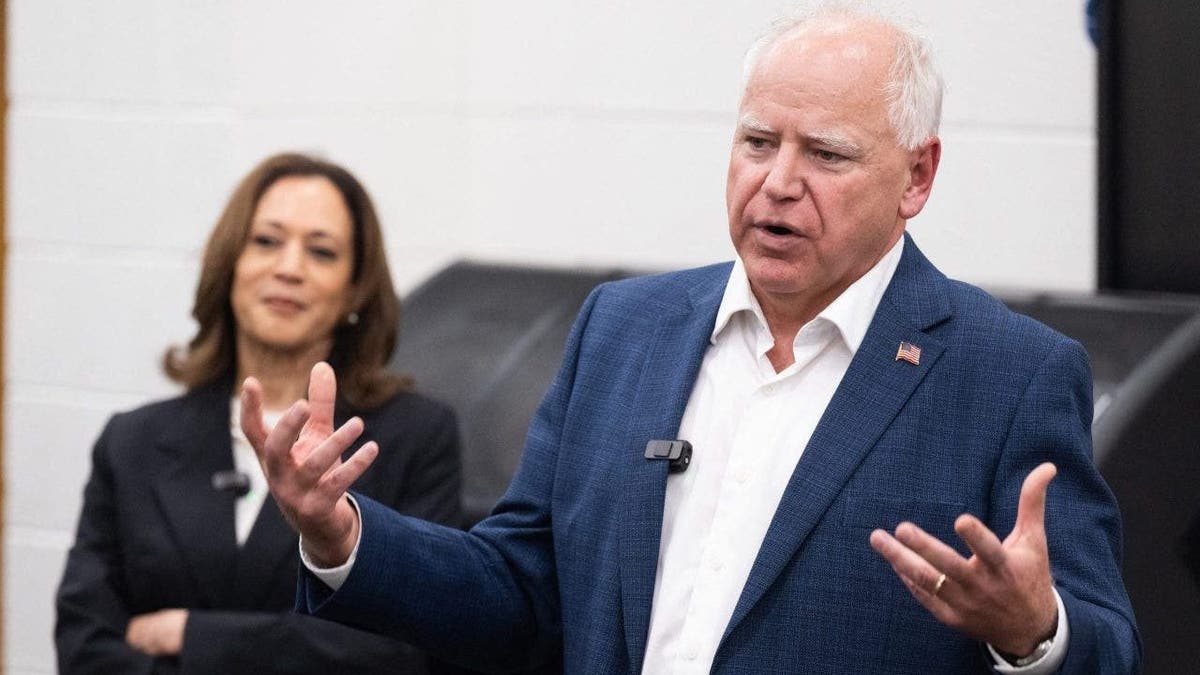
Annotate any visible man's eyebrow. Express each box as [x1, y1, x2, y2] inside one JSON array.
[[737, 116, 863, 155], [737, 113, 775, 134], [807, 132, 862, 156]]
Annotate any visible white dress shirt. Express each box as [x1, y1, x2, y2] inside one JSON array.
[[229, 399, 279, 546], [640, 238, 904, 673]]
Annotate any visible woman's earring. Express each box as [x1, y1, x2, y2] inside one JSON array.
[[347, 312, 360, 326]]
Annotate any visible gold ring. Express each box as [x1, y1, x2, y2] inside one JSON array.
[[932, 572, 947, 596]]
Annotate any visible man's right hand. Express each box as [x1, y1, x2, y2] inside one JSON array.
[[240, 361, 379, 567]]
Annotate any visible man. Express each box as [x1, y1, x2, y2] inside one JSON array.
[[244, 5, 1140, 673]]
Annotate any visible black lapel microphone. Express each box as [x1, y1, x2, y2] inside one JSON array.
[[211, 470, 252, 497], [644, 440, 692, 473]]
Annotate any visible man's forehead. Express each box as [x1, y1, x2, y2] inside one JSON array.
[[750, 20, 896, 89], [741, 29, 892, 114], [780, 25, 877, 62]]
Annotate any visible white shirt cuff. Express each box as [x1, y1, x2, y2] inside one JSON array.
[[298, 494, 362, 592], [987, 587, 1070, 674]]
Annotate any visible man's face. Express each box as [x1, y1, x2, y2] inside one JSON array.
[[726, 23, 937, 317]]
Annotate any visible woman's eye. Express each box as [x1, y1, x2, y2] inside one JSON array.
[[310, 247, 338, 261], [251, 234, 279, 248]]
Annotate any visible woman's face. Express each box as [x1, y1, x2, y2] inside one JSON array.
[[231, 175, 356, 355]]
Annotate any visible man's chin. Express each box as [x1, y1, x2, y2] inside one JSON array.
[[744, 258, 808, 295]]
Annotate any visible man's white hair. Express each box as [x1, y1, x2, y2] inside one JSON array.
[[741, 1, 943, 150]]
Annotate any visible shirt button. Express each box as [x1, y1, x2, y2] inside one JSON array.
[[709, 558, 724, 572], [761, 383, 778, 396], [683, 646, 698, 661], [735, 469, 750, 484]]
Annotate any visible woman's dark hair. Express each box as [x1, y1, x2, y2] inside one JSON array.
[[163, 152, 410, 410]]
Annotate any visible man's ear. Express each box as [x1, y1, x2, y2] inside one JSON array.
[[899, 136, 941, 220]]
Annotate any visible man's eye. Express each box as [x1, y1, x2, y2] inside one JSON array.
[[746, 136, 769, 149], [814, 149, 845, 163]]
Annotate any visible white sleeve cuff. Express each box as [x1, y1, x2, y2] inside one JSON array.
[[298, 494, 362, 592], [987, 587, 1070, 674]]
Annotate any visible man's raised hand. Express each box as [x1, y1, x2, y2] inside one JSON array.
[[869, 463, 1060, 657], [240, 362, 379, 567]]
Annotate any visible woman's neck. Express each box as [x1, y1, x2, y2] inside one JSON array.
[[235, 335, 334, 410]]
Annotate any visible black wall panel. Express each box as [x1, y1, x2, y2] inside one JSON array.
[[1099, 0, 1200, 292]]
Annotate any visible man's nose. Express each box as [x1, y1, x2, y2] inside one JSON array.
[[761, 150, 806, 202]]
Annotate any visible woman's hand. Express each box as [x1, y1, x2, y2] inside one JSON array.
[[125, 608, 188, 656]]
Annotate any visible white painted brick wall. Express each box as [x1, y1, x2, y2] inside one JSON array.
[[4, 1, 1096, 670]]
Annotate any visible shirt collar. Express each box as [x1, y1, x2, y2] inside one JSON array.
[[712, 235, 906, 354]]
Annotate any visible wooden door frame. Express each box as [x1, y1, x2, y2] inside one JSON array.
[[2, 0, 10, 666]]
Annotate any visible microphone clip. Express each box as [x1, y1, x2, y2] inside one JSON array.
[[211, 470, 252, 498], [644, 440, 692, 473]]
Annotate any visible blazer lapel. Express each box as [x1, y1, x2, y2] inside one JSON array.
[[721, 235, 953, 642], [151, 384, 239, 607], [232, 496, 297, 607], [619, 268, 728, 672]]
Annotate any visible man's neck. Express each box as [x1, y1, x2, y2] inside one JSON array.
[[755, 288, 836, 373], [752, 232, 906, 373]]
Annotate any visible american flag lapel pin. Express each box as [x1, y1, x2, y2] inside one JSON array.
[[895, 341, 921, 365]]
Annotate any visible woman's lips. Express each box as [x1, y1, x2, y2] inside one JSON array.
[[263, 297, 305, 314]]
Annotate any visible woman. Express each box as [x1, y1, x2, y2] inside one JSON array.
[[55, 153, 462, 674]]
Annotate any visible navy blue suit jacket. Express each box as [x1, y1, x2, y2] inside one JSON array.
[[303, 236, 1139, 673]]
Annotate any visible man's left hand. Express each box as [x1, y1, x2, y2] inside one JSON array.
[[126, 608, 189, 656], [869, 462, 1059, 657]]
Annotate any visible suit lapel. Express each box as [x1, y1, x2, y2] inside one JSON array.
[[619, 268, 728, 672], [721, 235, 953, 642], [151, 384, 239, 607]]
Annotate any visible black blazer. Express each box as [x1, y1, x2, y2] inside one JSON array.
[[55, 381, 462, 674]]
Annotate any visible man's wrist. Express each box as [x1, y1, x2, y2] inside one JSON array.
[[1003, 638, 1053, 667], [987, 588, 1069, 674], [301, 494, 362, 592], [301, 495, 360, 567], [996, 617, 1056, 663]]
